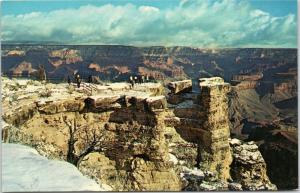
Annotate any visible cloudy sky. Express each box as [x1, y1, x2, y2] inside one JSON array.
[[2, 0, 298, 48]]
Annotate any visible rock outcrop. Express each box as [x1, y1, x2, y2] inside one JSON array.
[[9, 61, 37, 76], [167, 79, 193, 105], [5, 50, 26, 56], [49, 49, 83, 65], [2, 82, 181, 191], [247, 125, 298, 190], [174, 77, 232, 181], [180, 167, 228, 191], [1, 77, 281, 191], [168, 80, 192, 94], [229, 138, 277, 190]]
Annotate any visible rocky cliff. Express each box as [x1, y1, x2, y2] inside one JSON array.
[[230, 139, 276, 190], [0, 77, 286, 191], [173, 77, 232, 181], [3, 45, 296, 135], [2, 79, 181, 191], [166, 78, 277, 190]]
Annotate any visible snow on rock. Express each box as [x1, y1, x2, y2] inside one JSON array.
[[2, 143, 106, 192], [168, 153, 178, 165]]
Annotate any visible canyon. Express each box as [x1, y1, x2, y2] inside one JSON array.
[[1, 45, 298, 190], [2, 77, 277, 191]]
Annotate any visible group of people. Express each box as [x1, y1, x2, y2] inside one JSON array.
[[67, 72, 152, 89], [67, 73, 81, 88], [129, 75, 150, 88]]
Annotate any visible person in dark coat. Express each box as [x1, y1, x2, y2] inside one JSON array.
[[75, 73, 81, 88], [67, 76, 71, 85], [134, 76, 138, 84], [88, 75, 93, 83], [129, 76, 135, 88]]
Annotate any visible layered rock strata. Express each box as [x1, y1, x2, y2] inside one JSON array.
[[168, 79, 192, 94], [2, 82, 181, 191], [173, 77, 232, 181], [167, 79, 193, 105]]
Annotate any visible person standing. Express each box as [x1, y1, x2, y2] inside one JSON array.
[[134, 76, 138, 84], [67, 75, 71, 85], [75, 73, 81, 88], [141, 75, 145, 84], [129, 76, 134, 88], [88, 75, 93, 83]]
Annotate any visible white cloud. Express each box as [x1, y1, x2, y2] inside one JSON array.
[[1, 0, 297, 47], [139, 6, 159, 13]]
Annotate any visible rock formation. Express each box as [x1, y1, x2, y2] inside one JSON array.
[[9, 61, 37, 77], [0, 77, 285, 191], [49, 49, 83, 66], [173, 77, 232, 181], [5, 50, 26, 56], [2, 80, 181, 191], [167, 79, 192, 104], [168, 79, 192, 94], [247, 125, 298, 190], [229, 138, 277, 190]]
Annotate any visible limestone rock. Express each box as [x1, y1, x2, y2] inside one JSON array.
[[2, 102, 37, 126], [174, 77, 232, 181], [228, 182, 243, 191], [3, 86, 180, 191], [181, 167, 228, 191], [168, 80, 192, 94], [37, 99, 85, 114], [84, 95, 121, 111], [230, 138, 277, 190], [145, 96, 167, 111]]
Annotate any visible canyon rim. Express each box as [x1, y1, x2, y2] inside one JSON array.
[[1, 0, 298, 192]]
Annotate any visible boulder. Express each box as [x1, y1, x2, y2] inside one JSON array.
[[168, 80, 192, 94]]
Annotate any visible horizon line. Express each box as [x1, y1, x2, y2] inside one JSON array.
[[1, 42, 297, 49]]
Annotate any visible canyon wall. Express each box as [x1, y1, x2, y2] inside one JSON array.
[[173, 77, 232, 180], [1, 77, 284, 190], [2, 85, 181, 191]]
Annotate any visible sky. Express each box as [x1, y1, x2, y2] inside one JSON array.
[[1, 0, 298, 48]]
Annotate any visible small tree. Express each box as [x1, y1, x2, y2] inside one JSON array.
[[63, 116, 106, 167], [38, 64, 47, 81]]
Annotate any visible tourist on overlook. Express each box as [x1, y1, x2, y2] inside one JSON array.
[[67, 76, 71, 85], [75, 73, 81, 88], [129, 76, 134, 88]]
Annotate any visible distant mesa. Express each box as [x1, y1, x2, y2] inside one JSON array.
[[10, 61, 37, 76], [5, 50, 26, 56]]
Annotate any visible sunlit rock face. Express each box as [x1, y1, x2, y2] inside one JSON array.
[[168, 79, 192, 94], [174, 77, 232, 181], [1, 77, 279, 191], [2, 79, 181, 191]]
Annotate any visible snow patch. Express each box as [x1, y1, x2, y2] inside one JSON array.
[[2, 143, 106, 192], [169, 153, 178, 165]]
